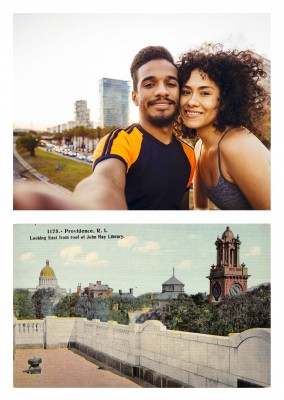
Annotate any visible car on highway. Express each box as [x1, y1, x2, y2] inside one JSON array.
[[62, 148, 70, 155], [76, 153, 86, 160], [86, 155, 93, 163]]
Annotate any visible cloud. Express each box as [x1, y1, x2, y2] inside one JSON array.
[[81, 251, 99, 265], [117, 236, 138, 248], [245, 246, 261, 256], [133, 241, 160, 253], [60, 245, 82, 263], [60, 246, 107, 267], [179, 259, 193, 269], [81, 251, 108, 267], [20, 252, 34, 261]]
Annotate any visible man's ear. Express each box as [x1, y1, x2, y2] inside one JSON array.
[[132, 90, 139, 106]]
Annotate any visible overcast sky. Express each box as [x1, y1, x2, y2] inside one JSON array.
[[13, 13, 270, 130], [14, 224, 270, 296]]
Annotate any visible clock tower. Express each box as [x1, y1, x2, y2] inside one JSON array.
[[207, 227, 250, 303]]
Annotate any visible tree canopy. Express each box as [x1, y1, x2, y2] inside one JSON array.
[[16, 132, 40, 156], [13, 284, 270, 336]]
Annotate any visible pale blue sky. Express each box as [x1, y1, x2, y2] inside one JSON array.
[[14, 224, 270, 296], [13, 13, 270, 130]]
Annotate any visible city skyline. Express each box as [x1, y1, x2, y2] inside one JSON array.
[[14, 224, 270, 296], [13, 13, 270, 131]]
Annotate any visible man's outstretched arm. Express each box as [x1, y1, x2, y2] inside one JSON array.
[[73, 158, 128, 210], [14, 158, 128, 210]]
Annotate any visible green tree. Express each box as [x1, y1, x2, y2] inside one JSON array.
[[74, 296, 110, 321], [73, 293, 156, 324], [209, 284, 271, 336], [135, 286, 270, 336], [53, 132, 64, 144], [165, 293, 211, 333], [54, 293, 79, 317], [136, 293, 211, 333], [16, 132, 40, 156], [13, 289, 34, 319], [32, 288, 57, 318], [136, 307, 172, 326]]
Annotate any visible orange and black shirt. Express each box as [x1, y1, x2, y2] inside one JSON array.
[[93, 124, 196, 210]]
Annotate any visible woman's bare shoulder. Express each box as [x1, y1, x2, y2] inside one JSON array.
[[221, 127, 269, 156]]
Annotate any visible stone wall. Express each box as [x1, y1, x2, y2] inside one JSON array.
[[14, 319, 44, 348], [14, 317, 270, 388]]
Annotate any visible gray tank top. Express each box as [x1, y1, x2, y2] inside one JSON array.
[[198, 130, 253, 210]]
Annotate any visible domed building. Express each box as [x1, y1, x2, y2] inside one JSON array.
[[38, 260, 58, 289], [157, 268, 186, 306], [15, 260, 67, 302], [31, 259, 67, 297]]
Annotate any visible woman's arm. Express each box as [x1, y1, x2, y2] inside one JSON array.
[[222, 132, 271, 210]]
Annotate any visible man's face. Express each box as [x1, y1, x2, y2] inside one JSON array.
[[132, 59, 180, 128]]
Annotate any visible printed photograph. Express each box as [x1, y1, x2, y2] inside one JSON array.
[[13, 223, 271, 388], [13, 13, 271, 210]]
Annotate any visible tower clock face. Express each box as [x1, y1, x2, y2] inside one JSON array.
[[229, 283, 243, 296], [212, 283, 221, 301]]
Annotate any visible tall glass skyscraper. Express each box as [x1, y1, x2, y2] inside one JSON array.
[[99, 78, 131, 127]]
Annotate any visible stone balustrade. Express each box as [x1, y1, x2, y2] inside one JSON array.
[[14, 319, 44, 348], [13, 317, 270, 388]]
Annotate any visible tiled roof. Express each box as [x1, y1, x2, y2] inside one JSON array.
[[162, 275, 184, 285]]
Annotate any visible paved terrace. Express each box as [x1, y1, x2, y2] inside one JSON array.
[[14, 348, 148, 388]]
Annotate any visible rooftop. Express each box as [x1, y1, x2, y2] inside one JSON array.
[[14, 348, 143, 388]]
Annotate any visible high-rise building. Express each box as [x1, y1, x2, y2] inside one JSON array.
[[74, 100, 94, 128], [99, 78, 130, 127]]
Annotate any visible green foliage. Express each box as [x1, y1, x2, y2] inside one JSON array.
[[62, 125, 118, 142], [209, 284, 271, 336], [16, 132, 40, 156], [136, 286, 270, 336], [54, 293, 79, 317], [13, 290, 34, 319], [135, 308, 172, 326], [74, 296, 111, 321], [31, 288, 57, 319], [136, 293, 211, 333], [34, 285, 270, 337], [71, 292, 156, 324]]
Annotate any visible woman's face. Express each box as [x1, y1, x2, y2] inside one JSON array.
[[180, 69, 221, 131]]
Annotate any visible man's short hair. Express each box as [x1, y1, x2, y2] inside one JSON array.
[[130, 46, 175, 91]]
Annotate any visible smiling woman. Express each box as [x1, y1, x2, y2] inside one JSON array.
[[176, 44, 271, 210]]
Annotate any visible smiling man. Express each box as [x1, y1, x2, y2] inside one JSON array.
[[14, 46, 196, 210], [73, 46, 196, 210]]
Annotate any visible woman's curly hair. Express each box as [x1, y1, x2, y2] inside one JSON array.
[[175, 44, 270, 140]]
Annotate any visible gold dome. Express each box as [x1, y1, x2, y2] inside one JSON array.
[[40, 260, 56, 278]]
